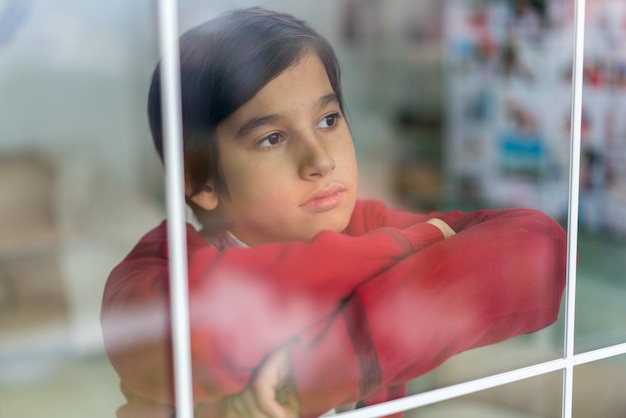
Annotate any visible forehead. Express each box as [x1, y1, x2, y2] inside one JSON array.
[[224, 53, 334, 125]]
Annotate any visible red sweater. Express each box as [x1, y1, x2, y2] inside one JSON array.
[[101, 200, 567, 417]]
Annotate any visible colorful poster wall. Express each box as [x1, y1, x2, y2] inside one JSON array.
[[445, 0, 626, 237]]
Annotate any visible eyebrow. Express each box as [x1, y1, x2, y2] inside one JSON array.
[[319, 93, 339, 109], [236, 114, 280, 139], [235, 93, 340, 139]]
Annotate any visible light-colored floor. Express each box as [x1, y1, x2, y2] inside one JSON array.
[[0, 353, 123, 418], [0, 306, 123, 418]]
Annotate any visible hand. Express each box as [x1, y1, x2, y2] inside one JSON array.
[[226, 347, 300, 418]]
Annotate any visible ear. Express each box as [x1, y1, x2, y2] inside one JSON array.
[[188, 181, 219, 211]]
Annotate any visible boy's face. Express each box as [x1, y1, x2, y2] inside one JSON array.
[[195, 53, 358, 245]]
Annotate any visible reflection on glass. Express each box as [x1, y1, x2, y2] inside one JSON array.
[[407, 371, 562, 418], [7, 0, 623, 416]]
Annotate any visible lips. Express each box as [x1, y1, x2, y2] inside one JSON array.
[[300, 184, 346, 212]]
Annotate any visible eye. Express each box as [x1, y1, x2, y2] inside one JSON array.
[[318, 113, 340, 129], [257, 132, 284, 149]]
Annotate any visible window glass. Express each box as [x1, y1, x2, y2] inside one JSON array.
[[576, 233, 626, 352], [0, 0, 162, 416], [194, 0, 571, 386], [573, 355, 626, 417], [408, 335, 563, 397], [403, 0, 571, 386], [8, 1, 622, 417], [575, 0, 626, 353], [182, 0, 574, 413]]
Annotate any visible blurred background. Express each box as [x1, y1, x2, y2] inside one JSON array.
[[0, 0, 625, 416]]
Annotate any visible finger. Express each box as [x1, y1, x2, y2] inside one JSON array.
[[251, 350, 292, 418], [240, 388, 274, 418], [250, 374, 288, 418], [281, 388, 301, 418]]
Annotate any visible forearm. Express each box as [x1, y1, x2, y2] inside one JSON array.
[[184, 223, 448, 369], [288, 208, 567, 415], [101, 218, 448, 406], [103, 207, 554, 408]]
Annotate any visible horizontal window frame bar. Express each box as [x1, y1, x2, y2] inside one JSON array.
[[575, 342, 626, 366], [336, 343, 626, 418]]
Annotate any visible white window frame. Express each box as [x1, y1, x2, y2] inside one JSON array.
[[155, 0, 626, 417]]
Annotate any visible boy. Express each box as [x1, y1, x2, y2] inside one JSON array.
[[101, 7, 567, 418]]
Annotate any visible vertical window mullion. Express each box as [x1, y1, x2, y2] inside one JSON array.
[[156, 0, 194, 417], [563, 0, 587, 417]]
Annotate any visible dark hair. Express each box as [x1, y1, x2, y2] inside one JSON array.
[[147, 7, 344, 227]]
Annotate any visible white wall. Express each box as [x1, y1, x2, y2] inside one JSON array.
[[0, 0, 159, 194], [0, 0, 351, 196]]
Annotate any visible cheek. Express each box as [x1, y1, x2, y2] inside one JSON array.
[[336, 139, 358, 175], [222, 162, 290, 208], [338, 128, 356, 158]]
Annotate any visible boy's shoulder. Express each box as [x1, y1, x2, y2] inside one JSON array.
[[109, 220, 213, 277], [142, 219, 215, 251]]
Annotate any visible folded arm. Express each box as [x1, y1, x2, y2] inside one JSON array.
[[101, 203, 449, 410], [289, 208, 568, 416], [101, 203, 566, 417]]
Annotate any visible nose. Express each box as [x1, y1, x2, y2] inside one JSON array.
[[298, 135, 336, 180]]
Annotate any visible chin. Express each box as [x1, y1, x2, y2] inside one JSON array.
[[310, 218, 351, 239]]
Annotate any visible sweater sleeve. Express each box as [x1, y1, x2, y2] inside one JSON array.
[[289, 208, 568, 417], [101, 216, 447, 409], [346, 199, 468, 233]]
